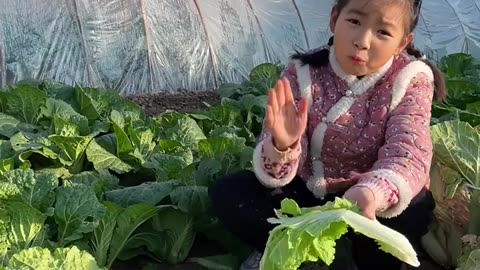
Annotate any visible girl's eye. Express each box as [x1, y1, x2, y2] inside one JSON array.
[[378, 30, 392, 37], [347, 19, 360, 25]]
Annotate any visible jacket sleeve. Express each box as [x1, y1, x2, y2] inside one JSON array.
[[350, 62, 435, 218], [252, 60, 310, 188]]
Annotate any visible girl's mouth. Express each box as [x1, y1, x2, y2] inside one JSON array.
[[350, 56, 366, 65]]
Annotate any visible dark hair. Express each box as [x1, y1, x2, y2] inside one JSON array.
[[291, 0, 446, 102]]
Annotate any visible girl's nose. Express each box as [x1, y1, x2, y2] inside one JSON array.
[[353, 32, 371, 50]]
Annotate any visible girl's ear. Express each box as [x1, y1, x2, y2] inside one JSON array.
[[330, 7, 339, 32], [396, 33, 414, 55]]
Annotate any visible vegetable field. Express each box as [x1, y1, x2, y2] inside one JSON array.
[[0, 54, 478, 270]]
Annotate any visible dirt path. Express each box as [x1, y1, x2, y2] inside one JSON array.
[[126, 90, 221, 116]]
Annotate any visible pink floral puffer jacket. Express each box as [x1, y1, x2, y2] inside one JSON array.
[[252, 47, 435, 218]]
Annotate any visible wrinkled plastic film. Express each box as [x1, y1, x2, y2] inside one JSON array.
[[1, 0, 479, 94], [418, 0, 480, 60]]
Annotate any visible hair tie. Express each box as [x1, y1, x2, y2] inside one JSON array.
[[418, 55, 427, 61]]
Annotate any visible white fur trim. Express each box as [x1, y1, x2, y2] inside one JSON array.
[[390, 61, 434, 112], [307, 122, 328, 198], [329, 47, 357, 87], [293, 60, 313, 110], [325, 97, 356, 123], [371, 169, 413, 218], [306, 171, 327, 199], [252, 139, 295, 188], [310, 122, 328, 157]]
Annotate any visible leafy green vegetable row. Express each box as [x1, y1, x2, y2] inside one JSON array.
[[2, 52, 480, 270], [0, 63, 281, 269]]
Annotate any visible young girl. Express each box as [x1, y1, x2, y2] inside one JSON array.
[[209, 0, 446, 269]]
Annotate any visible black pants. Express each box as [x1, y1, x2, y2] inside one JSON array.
[[208, 170, 435, 270]]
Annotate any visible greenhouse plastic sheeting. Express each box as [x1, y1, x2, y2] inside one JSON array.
[[0, 0, 479, 94]]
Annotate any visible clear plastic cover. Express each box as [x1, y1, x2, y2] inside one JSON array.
[[0, 0, 479, 94]]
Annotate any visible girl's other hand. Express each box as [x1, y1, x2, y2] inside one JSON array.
[[266, 78, 309, 151], [343, 186, 377, 220]]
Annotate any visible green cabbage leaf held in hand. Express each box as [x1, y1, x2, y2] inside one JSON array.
[[260, 198, 420, 270]]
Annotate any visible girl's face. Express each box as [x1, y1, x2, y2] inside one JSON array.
[[330, 0, 414, 76]]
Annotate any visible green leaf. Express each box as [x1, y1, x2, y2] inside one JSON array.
[[143, 153, 189, 181], [49, 135, 93, 169], [118, 206, 195, 265], [96, 133, 116, 154], [156, 140, 193, 165], [5, 246, 104, 270], [39, 97, 79, 119], [0, 158, 14, 173], [198, 137, 245, 159], [260, 198, 420, 270], [205, 105, 243, 128], [86, 140, 133, 174], [75, 87, 117, 119], [161, 115, 206, 148], [208, 126, 240, 138], [35, 167, 71, 179], [52, 115, 80, 137], [68, 171, 119, 199], [54, 183, 106, 246], [198, 136, 247, 175], [6, 246, 52, 269], [0, 91, 7, 114], [240, 94, 268, 129], [90, 121, 111, 137], [458, 249, 480, 270], [75, 87, 101, 121], [0, 140, 14, 160], [240, 147, 255, 169], [193, 158, 223, 186], [4, 85, 47, 125], [215, 83, 245, 99], [110, 110, 134, 156], [466, 102, 480, 115], [439, 53, 476, 78], [170, 186, 209, 216], [105, 181, 179, 207], [247, 63, 283, 96], [106, 203, 159, 269], [155, 112, 185, 129], [39, 80, 76, 101], [280, 199, 302, 217], [0, 201, 47, 261], [91, 201, 122, 267], [430, 120, 480, 187], [129, 128, 155, 161], [40, 98, 89, 136], [0, 169, 57, 213], [150, 207, 195, 264], [446, 79, 479, 100], [10, 132, 58, 162], [0, 114, 20, 138], [454, 102, 480, 127], [249, 63, 282, 83]]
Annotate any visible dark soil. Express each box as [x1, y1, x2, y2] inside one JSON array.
[[126, 90, 221, 117]]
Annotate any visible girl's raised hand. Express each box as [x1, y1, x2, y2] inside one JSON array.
[[266, 78, 309, 151]]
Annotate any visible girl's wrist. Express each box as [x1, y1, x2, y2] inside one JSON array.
[[351, 185, 376, 202], [347, 185, 377, 207], [272, 137, 299, 151]]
